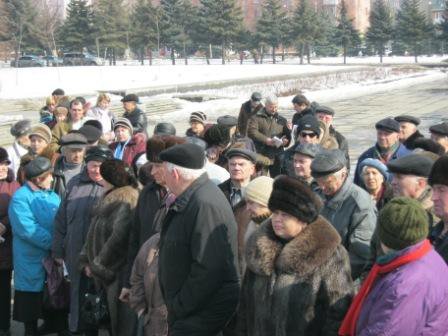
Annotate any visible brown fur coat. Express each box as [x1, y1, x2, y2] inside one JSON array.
[[234, 216, 353, 336]]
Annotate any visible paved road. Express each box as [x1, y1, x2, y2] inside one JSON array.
[[8, 78, 448, 336]]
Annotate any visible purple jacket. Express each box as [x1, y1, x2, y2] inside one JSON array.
[[356, 244, 448, 336]]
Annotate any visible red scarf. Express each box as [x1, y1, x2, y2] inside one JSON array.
[[338, 239, 432, 336]]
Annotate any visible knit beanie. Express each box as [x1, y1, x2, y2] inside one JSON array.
[[268, 175, 320, 224], [243, 176, 274, 207], [378, 197, 429, 251]]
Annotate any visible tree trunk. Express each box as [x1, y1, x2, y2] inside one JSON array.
[[299, 43, 304, 65], [414, 44, 418, 63], [140, 48, 144, 65], [183, 41, 188, 65], [149, 49, 153, 66], [112, 48, 116, 66], [306, 44, 311, 64], [206, 48, 210, 65], [221, 41, 225, 65], [272, 45, 276, 64], [282, 46, 285, 61], [379, 43, 383, 63], [260, 46, 264, 64], [171, 48, 175, 65], [343, 44, 347, 64]]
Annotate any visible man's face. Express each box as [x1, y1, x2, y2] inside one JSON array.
[[265, 102, 278, 114], [376, 129, 399, 149], [123, 101, 136, 112], [18, 134, 30, 148], [316, 173, 344, 196], [115, 126, 131, 142], [150, 162, 165, 186], [70, 103, 84, 122], [162, 162, 177, 193], [190, 121, 204, 135], [293, 153, 312, 179], [316, 112, 333, 126], [293, 102, 307, 113], [298, 131, 319, 145], [87, 160, 103, 182], [64, 147, 85, 165], [431, 133, 448, 153], [246, 199, 270, 219], [391, 174, 425, 199], [229, 157, 255, 182], [30, 135, 47, 154], [432, 184, 448, 219], [398, 122, 417, 142]]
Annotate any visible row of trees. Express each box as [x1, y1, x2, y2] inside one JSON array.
[[1, 0, 447, 65]]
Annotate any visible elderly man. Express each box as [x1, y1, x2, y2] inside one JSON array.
[[122, 93, 148, 136], [158, 143, 239, 335], [219, 148, 256, 207], [394, 115, 424, 150], [312, 149, 376, 280], [248, 95, 291, 177], [354, 117, 411, 186], [293, 143, 321, 193], [52, 132, 88, 199], [429, 122, 448, 154], [429, 156, 448, 263], [237, 92, 263, 137], [388, 154, 437, 227]]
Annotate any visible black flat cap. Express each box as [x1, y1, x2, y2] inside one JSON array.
[[375, 118, 400, 133], [429, 122, 448, 136], [251, 92, 262, 101], [159, 143, 205, 169], [25, 156, 52, 180], [387, 154, 434, 177], [294, 143, 322, 158], [297, 115, 321, 136], [311, 149, 346, 178], [52, 88, 64, 96], [315, 105, 335, 116], [10, 119, 32, 137], [394, 115, 420, 126], [217, 115, 238, 127], [85, 145, 113, 163], [61, 132, 88, 149], [121, 93, 139, 103], [154, 122, 176, 136], [292, 94, 310, 105], [79, 125, 103, 144], [185, 137, 207, 151], [84, 119, 103, 132], [226, 148, 257, 163]]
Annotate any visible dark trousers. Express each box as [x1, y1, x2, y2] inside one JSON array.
[[0, 269, 12, 331]]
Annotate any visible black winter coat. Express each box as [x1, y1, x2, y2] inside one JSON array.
[[237, 100, 263, 137], [124, 107, 148, 136], [158, 174, 240, 336], [403, 130, 424, 150], [234, 217, 353, 336]]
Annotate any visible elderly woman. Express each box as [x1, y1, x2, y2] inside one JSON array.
[[339, 198, 448, 336], [109, 118, 146, 167], [79, 159, 139, 336], [8, 157, 61, 335], [235, 175, 353, 335], [0, 149, 20, 336], [359, 158, 393, 211]]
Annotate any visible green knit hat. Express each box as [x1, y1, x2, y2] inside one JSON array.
[[378, 197, 429, 251]]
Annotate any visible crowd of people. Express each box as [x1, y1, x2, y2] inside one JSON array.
[[0, 87, 448, 336]]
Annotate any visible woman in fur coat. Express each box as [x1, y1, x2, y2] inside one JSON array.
[[234, 175, 353, 336], [79, 159, 140, 336]]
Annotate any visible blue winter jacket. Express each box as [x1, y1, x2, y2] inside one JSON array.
[[9, 182, 61, 292]]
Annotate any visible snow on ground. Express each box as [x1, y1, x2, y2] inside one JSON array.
[[0, 55, 446, 100]]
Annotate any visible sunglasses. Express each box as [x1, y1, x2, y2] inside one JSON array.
[[299, 132, 317, 138]]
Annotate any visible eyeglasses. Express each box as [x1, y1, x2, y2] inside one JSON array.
[[299, 132, 317, 138]]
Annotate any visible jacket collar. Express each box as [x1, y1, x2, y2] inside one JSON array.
[[170, 173, 209, 213], [245, 216, 341, 277], [257, 108, 278, 119]]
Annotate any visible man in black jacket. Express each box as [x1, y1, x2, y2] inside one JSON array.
[[121, 93, 148, 136], [237, 92, 263, 137], [158, 143, 239, 336]]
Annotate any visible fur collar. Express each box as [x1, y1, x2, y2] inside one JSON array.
[[103, 185, 139, 205], [246, 216, 341, 277]]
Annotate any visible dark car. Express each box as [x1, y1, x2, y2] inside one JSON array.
[[10, 55, 46, 68], [63, 52, 104, 66], [42, 55, 63, 67]]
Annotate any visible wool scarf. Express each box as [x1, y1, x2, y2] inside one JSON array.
[[338, 239, 432, 336]]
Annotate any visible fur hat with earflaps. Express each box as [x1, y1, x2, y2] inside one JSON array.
[[146, 136, 186, 163], [100, 159, 137, 188], [428, 155, 448, 187], [268, 175, 321, 224]]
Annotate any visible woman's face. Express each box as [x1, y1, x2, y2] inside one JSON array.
[[98, 99, 110, 110], [0, 163, 8, 180], [271, 210, 306, 240], [36, 172, 53, 190], [115, 126, 131, 142], [362, 166, 384, 193], [30, 135, 47, 155], [190, 121, 204, 135]]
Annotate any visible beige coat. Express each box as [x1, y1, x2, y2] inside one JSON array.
[[129, 234, 168, 336]]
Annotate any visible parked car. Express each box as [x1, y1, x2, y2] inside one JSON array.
[[63, 52, 104, 66], [42, 55, 63, 67], [10, 55, 46, 68]]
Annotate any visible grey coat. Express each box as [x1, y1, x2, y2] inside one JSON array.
[[320, 178, 377, 280], [52, 169, 105, 332]]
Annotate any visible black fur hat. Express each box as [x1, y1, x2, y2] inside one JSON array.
[[146, 136, 186, 163], [100, 159, 137, 188], [0, 147, 11, 165], [268, 175, 320, 224], [413, 138, 445, 156], [429, 155, 448, 187]]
